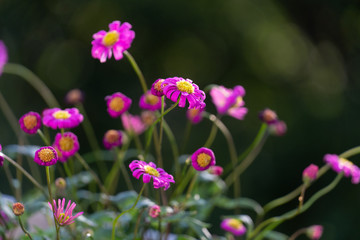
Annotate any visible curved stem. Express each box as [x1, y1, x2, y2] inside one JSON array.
[[18, 216, 33, 240], [203, 116, 219, 148], [124, 51, 147, 94], [46, 166, 60, 240], [162, 120, 180, 179]]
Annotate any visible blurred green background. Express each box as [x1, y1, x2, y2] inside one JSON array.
[[1, 0, 360, 239]]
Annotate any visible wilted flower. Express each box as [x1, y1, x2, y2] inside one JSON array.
[[48, 198, 83, 226], [12, 203, 25, 216], [151, 79, 165, 97], [65, 89, 84, 105], [306, 225, 323, 240], [220, 218, 246, 236], [34, 146, 58, 166], [209, 165, 223, 176], [42, 108, 83, 130], [129, 160, 175, 190], [139, 90, 162, 111], [191, 147, 216, 171], [91, 20, 135, 63], [121, 113, 146, 135], [303, 164, 319, 183], [103, 129, 124, 149], [105, 92, 132, 118], [324, 154, 360, 184], [148, 205, 161, 218], [54, 132, 80, 158], [186, 107, 204, 124], [0, 40, 8, 76], [19, 111, 42, 134]]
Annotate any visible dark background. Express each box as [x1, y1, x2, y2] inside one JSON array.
[[1, 0, 360, 239]]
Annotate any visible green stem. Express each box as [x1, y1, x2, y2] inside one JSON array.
[[37, 129, 50, 145], [203, 116, 219, 148], [46, 166, 60, 240], [111, 184, 146, 240], [180, 120, 192, 154], [162, 120, 180, 179], [124, 51, 147, 94], [186, 172, 198, 200], [288, 228, 307, 240], [133, 208, 145, 240], [18, 216, 33, 240]]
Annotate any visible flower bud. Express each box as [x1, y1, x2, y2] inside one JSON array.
[[12, 202, 25, 216], [209, 166, 223, 176], [306, 225, 323, 240], [259, 108, 278, 125], [148, 205, 161, 218], [65, 89, 84, 105], [269, 120, 287, 136], [55, 177, 67, 190], [302, 164, 319, 183]]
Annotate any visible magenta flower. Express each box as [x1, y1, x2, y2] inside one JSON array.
[[105, 92, 132, 118], [302, 164, 319, 183], [0, 144, 4, 167], [121, 113, 146, 135], [91, 20, 135, 63], [34, 146, 58, 166], [0, 40, 8, 76], [54, 132, 80, 158], [148, 205, 161, 218], [210, 85, 248, 120], [306, 225, 323, 240], [162, 77, 206, 109], [42, 108, 83, 130], [324, 154, 360, 184], [258, 108, 278, 125], [65, 89, 84, 105], [103, 129, 124, 149], [53, 145, 69, 163], [209, 165, 223, 176], [19, 111, 42, 134], [139, 91, 162, 111], [129, 160, 175, 190], [141, 111, 157, 126], [186, 107, 204, 124], [151, 79, 166, 97], [220, 218, 247, 236], [269, 120, 287, 136], [48, 198, 83, 226], [191, 147, 216, 171]]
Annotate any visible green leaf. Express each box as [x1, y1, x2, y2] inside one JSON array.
[[214, 196, 264, 215]]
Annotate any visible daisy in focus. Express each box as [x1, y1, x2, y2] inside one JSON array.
[[42, 108, 83, 130], [48, 198, 83, 226], [19, 111, 42, 134], [324, 154, 360, 184]]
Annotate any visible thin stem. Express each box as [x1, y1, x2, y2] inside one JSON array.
[[46, 166, 60, 240], [18, 216, 33, 240], [37, 129, 50, 145], [203, 116, 219, 148], [116, 147, 134, 191], [186, 172, 198, 200], [133, 208, 145, 240], [162, 120, 180, 179], [3, 162, 17, 197], [288, 228, 307, 240], [124, 51, 147, 94]]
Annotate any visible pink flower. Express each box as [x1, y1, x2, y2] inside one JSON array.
[[306, 225, 323, 240], [65, 89, 84, 105], [151, 79, 166, 97], [0, 144, 3, 167], [121, 113, 146, 135], [258, 108, 278, 125], [34, 146, 58, 166], [105, 92, 132, 118], [129, 160, 175, 190], [91, 20, 135, 63], [186, 107, 204, 124], [139, 91, 162, 111], [302, 164, 319, 182], [191, 147, 216, 171], [269, 120, 287, 136], [54, 132, 80, 158], [324, 154, 360, 184], [209, 166, 223, 176], [210, 85, 247, 120], [148, 205, 161, 218], [0, 40, 8, 76], [42, 108, 83, 130], [220, 218, 246, 236], [19, 111, 42, 134], [103, 130, 125, 149], [48, 198, 83, 226], [52, 145, 69, 163]]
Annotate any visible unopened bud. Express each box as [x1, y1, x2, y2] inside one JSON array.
[[306, 225, 323, 240], [148, 205, 161, 218], [269, 120, 287, 136], [55, 177, 67, 190], [209, 166, 223, 176], [65, 88, 84, 105], [12, 203, 25, 216], [259, 108, 278, 125]]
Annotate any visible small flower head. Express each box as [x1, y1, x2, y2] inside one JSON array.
[[129, 160, 175, 190], [54, 132, 80, 158], [91, 20, 135, 63], [105, 92, 132, 118], [65, 89, 84, 105], [210, 85, 247, 120], [191, 147, 216, 171], [55, 177, 67, 190], [186, 107, 204, 124], [121, 113, 146, 135], [19, 111, 42, 134], [141, 110, 157, 126], [103, 129, 124, 149], [303, 164, 319, 183], [306, 225, 323, 240], [49, 198, 83, 226], [139, 91, 162, 111], [12, 203, 25, 216], [42, 108, 83, 130], [0, 144, 3, 167], [148, 205, 161, 218], [324, 154, 360, 184], [151, 79, 166, 97], [162, 77, 206, 109], [269, 120, 287, 136], [220, 218, 247, 236], [258, 108, 278, 125], [209, 165, 223, 176], [34, 146, 58, 166], [0, 40, 8, 76]]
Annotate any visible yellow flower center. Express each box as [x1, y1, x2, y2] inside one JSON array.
[[228, 219, 242, 229], [109, 97, 124, 112], [53, 110, 71, 120], [23, 115, 38, 130], [58, 213, 70, 224], [176, 80, 194, 94], [145, 94, 160, 105], [231, 96, 243, 108], [102, 31, 120, 47], [38, 148, 56, 163], [339, 158, 353, 168], [154, 79, 165, 92], [144, 165, 160, 177], [59, 137, 74, 152], [105, 130, 119, 143], [197, 153, 211, 168]]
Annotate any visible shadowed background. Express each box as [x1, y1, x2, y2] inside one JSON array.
[[1, 0, 360, 239]]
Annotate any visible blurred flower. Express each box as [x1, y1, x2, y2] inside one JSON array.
[[269, 120, 287, 136], [121, 113, 146, 135], [34, 146, 58, 166], [91, 20, 135, 63], [151, 79, 165, 97], [19, 111, 42, 134], [105, 92, 132, 118], [209, 165, 223, 176], [53, 145, 69, 163], [302, 164, 319, 183], [210, 85, 247, 120], [54, 132, 80, 158], [12, 203, 25, 216], [186, 107, 204, 124], [148, 205, 161, 218], [139, 90, 162, 111], [48, 198, 83, 226], [103, 129, 124, 149], [220, 218, 246, 236], [258, 108, 278, 125], [129, 160, 175, 190], [306, 225, 323, 240], [324, 154, 360, 184], [0, 144, 3, 167], [0, 40, 8, 76], [191, 147, 216, 171], [42, 108, 83, 130], [65, 89, 84, 105], [55, 177, 67, 190], [141, 111, 157, 126], [162, 77, 206, 109], [0, 210, 9, 225]]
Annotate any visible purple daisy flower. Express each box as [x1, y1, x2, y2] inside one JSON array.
[[42, 108, 83, 130], [162, 77, 206, 109], [139, 91, 162, 111], [105, 92, 132, 118], [186, 107, 204, 124], [151, 79, 166, 97], [19, 111, 42, 134], [191, 147, 216, 171], [48, 198, 83, 226], [34, 146, 58, 166], [121, 113, 146, 135], [129, 160, 175, 190], [324, 154, 360, 184], [103, 129, 124, 149], [210, 85, 248, 120], [0, 40, 8, 76], [54, 132, 80, 158], [220, 218, 247, 236], [91, 20, 135, 63], [0, 144, 4, 167]]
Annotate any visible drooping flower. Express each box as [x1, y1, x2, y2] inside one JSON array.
[[324, 154, 360, 184], [91, 20, 135, 63], [103, 129, 124, 149], [306, 225, 323, 240], [210, 85, 248, 120], [65, 89, 84, 105], [42, 108, 84, 130], [220, 218, 247, 236], [151, 79, 166, 97], [48, 198, 83, 226], [139, 90, 162, 111], [105, 92, 132, 118], [302, 164, 319, 183], [121, 113, 146, 135], [129, 160, 175, 190], [0, 40, 8, 76], [0, 144, 4, 167], [19, 111, 42, 134], [12, 203, 25, 216], [186, 107, 204, 124], [34, 146, 58, 166], [258, 108, 278, 125], [209, 165, 223, 176], [148, 205, 161, 218], [54, 132, 80, 158], [191, 147, 216, 171], [162, 77, 206, 109]]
